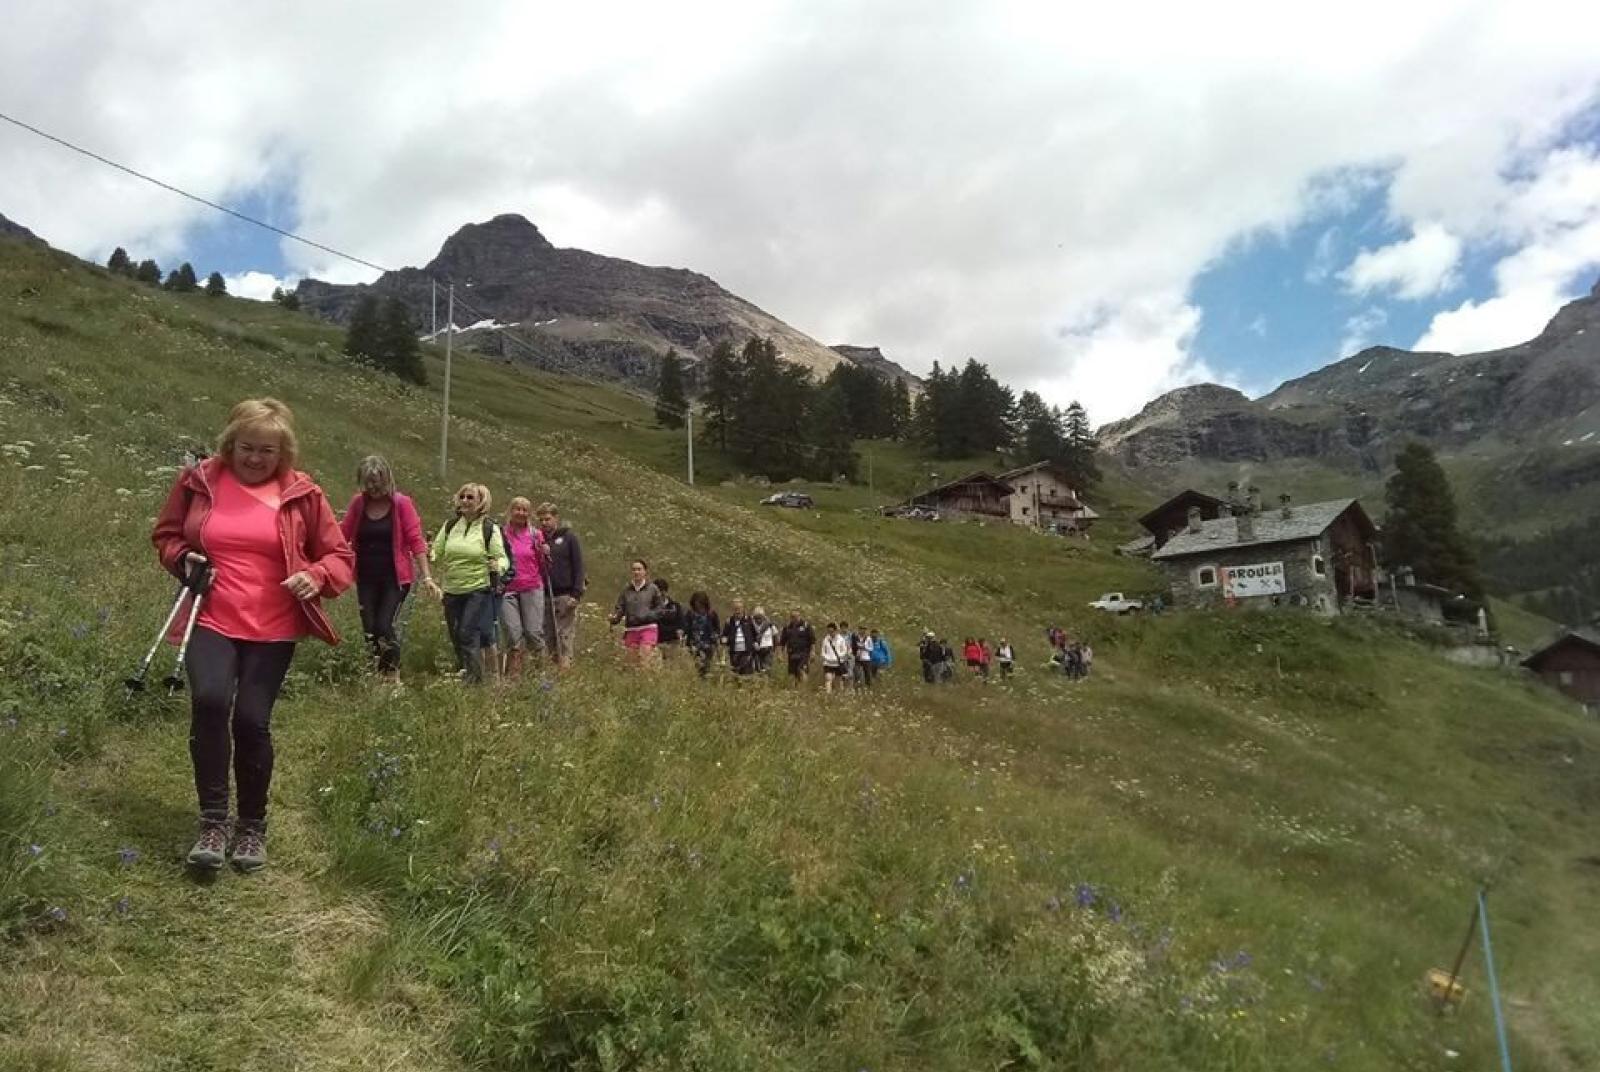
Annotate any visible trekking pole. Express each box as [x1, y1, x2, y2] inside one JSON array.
[[125, 584, 191, 697], [164, 564, 215, 694]]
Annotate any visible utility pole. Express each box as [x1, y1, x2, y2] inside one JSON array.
[[867, 447, 874, 502], [431, 279, 437, 338], [686, 408, 695, 486], [440, 285, 453, 480]]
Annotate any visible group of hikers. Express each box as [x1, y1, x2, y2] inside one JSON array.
[[147, 397, 1091, 875]]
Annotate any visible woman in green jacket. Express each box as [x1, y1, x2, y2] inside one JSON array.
[[430, 483, 508, 684]]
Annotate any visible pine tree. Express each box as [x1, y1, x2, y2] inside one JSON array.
[[1062, 401, 1101, 489], [1014, 391, 1068, 466], [162, 269, 182, 291], [134, 259, 162, 285], [274, 287, 301, 312], [204, 271, 227, 297], [655, 349, 688, 429], [890, 378, 912, 439], [177, 263, 198, 292], [343, 295, 383, 364], [107, 247, 132, 275], [1382, 442, 1482, 598], [377, 297, 427, 385], [700, 340, 742, 452]]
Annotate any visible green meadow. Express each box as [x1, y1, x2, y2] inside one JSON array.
[[2, 239, 1598, 1071]]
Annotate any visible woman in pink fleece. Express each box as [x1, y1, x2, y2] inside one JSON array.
[[340, 455, 440, 682]]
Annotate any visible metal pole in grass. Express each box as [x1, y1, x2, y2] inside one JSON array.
[[686, 408, 695, 486], [440, 284, 454, 480], [1477, 888, 1515, 1072]]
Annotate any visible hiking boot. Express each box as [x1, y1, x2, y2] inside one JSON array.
[[186, 820, 229, 870], [230, 823, 267, 873]]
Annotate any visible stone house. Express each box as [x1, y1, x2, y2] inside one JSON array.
[[1151, 493, 1380, 613], [1138, 489, 1227, 550], [996, 461, 1099, 532], [1521, 631, 1600, 709]]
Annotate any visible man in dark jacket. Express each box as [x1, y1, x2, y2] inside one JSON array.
[[537, 503, 586, 669], [918, 631, 941, 683], [723, 598, 760, 677], [779, 610, 815, 684], [654, 579, 684, 658]]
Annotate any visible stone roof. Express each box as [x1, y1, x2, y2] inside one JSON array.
[[1521, 628, 1600, 669], [1151, 498, 1370, 560]]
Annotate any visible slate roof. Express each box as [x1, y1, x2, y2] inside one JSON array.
[[1521, 629, 1600, 669], [1151, 498, 1371, 560]]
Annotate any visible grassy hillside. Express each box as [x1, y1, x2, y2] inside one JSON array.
[[3, 239, 1599, 1071]]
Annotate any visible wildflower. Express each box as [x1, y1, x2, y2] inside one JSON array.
[[1231, 950, 1253, 970], [650, 794, 662, 811], [116, 847, 140, 867], [27, 844, 43, 857], [1107, 901, 1124, 923], [69, 622, 91, 639], [389, 827, 404, 839], [55, 726, 68, 738], [1074, 883, 1097, 908], [46, 906, 67, 923], [113, 896, 131, 916], [487, 838, 502, 857], [1044, 895, 1062, 912], [953, 869, 974, 893]]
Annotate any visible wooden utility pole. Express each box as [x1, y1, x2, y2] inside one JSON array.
[[439, 285, 454, 479]]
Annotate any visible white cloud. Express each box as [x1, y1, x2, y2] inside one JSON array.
[[1339, 224, 1463, 299], [1415, 146, 1600, 353], [223, 270, 294, 302], [1338, 307, 1388, 356], [1305, 228, 1339, 284], [1247, 314, 1268, 338], [1, 2, 1599, 417]]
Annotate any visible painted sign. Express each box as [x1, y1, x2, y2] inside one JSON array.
[[1222, 561, 1286, 598]]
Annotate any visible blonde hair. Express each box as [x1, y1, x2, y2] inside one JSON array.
[[505, 495, 533, 526], [218, 398, 298, 475], [356, 455, 395, 497], [454, 482, 491, 520]]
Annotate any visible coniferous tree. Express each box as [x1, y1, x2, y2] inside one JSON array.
[[655, 349, 688, 429], [700, 340, 741, 452], [376, 297, 427, 384], [204, 271, 227, 297], [1014, 391, 1069, 466], [1062, 401, 1101, 490], [1382, 442, 1482, 598], [134, 259, 162, 285], [162, 268, 182, 291], [810, 373, 859, 480], [272, 286, 301, 312], [343, 295, 383, 365], [890, 378, 912, 439], [107, 247, 132, 275]]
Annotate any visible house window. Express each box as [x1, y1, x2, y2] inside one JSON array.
[[1312, 556, 1327, 576], [1021, 506, 1029, 516], [1197, 566, 1217, 588], [1559, 671, 1575, 687]]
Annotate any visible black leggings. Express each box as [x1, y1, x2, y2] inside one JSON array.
[[186, 627, 296, 827], [357, 575, 410, 672]]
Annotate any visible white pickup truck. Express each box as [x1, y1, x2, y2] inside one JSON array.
[[1088, 592, 1143, 614]]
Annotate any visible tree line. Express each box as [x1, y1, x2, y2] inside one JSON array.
[[106, 247, 227, 297], [660, 343, 1102, 491]]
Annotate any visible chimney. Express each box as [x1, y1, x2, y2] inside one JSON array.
[[1186, 506, 1204, 534], [1235, 492, 1256, 542], [1246, 485, 1261, 515], [1227, 481, 1241, 511], [1279, 493, 1292, 519]]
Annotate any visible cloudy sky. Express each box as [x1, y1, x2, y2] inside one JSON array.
[[3, 1, 1599, 420]]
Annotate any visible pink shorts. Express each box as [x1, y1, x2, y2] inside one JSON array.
[[623, 624, 659, 650]]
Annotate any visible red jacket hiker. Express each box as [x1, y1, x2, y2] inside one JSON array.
[[153, 457, 355, 645]]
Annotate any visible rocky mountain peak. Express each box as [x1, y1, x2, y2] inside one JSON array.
[[830, 344, 923, 387], [425, 213, 554, 279]]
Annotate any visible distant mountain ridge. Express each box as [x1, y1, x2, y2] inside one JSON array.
[[0, 212, 45, 247], [296, 213, 915, 389], [1101, 279, 1600, 472]]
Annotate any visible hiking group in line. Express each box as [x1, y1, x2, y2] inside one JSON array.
[[149, 397, 1084, 875]]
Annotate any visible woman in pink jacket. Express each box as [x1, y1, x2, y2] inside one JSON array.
[[340, 455, 440, 683]]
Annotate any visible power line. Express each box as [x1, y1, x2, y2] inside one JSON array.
[[1, 109, 868, 467], [0, 110, 395, 275]]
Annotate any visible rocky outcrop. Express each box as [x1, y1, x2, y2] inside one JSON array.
[[295, 213, 852, 388], [830, 345, 923, 388], [0, 212, 45, 248]]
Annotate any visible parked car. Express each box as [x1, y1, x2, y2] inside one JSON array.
[[761, 491, 815, 508], [1088, 592, 1143, 614]]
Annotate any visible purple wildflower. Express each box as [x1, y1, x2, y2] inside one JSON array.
[[487, 838, 502, 856], [539, 679, 555, 693], [46, 906, 67, 923], [1231, 950, 1253, 970], [389, 826, 404, 839], [1074, 883, 1097, 908], [116, 847, 140, 867], [113, 896, 131, 916]]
